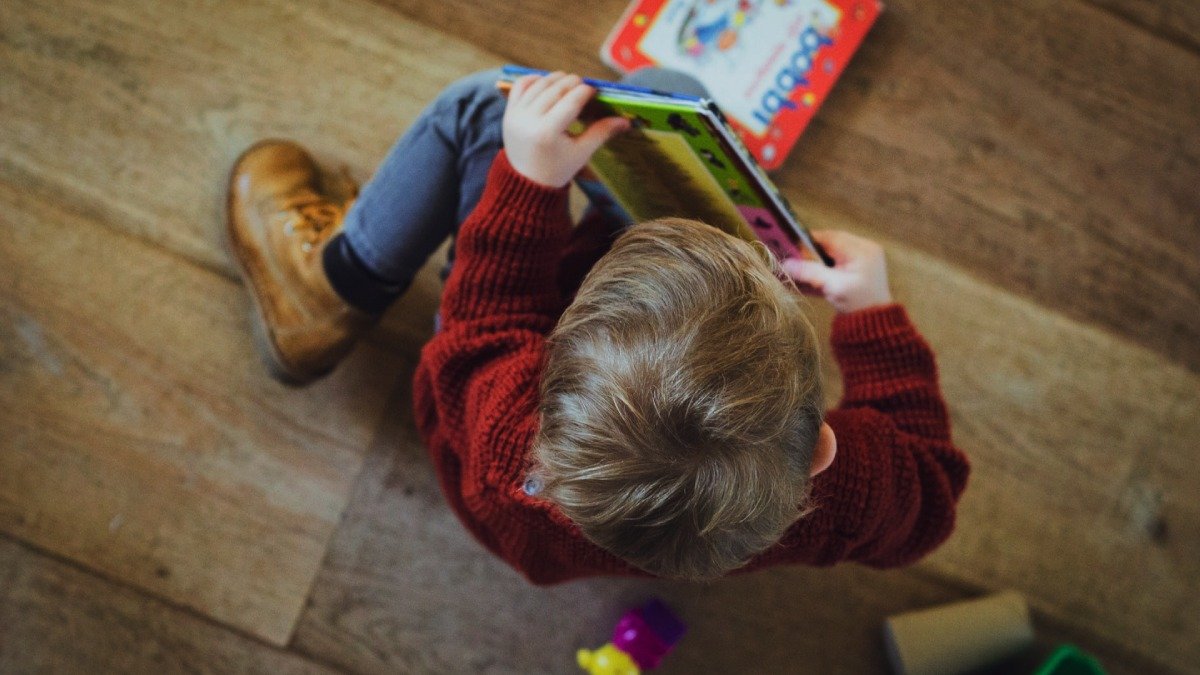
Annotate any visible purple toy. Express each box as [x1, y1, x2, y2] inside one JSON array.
[[613, 599, 688, 669], [578, 598, 687, 673]]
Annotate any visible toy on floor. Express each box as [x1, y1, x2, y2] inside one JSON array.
[[883, 590, 1106, 675], [1032, 645, 1106, 675], [884, 591, 1034, 675], [577, 598, 687, 675]]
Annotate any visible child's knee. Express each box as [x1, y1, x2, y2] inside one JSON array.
[[438, 69, 506, 111]]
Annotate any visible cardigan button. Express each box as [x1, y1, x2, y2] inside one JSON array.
[[522, 476, 544, 496]]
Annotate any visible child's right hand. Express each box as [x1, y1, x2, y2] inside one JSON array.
[[502, 72, 630, 189], [782, 230, 894, 313]]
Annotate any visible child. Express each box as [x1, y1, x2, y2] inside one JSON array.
[[227, 70, 968, 583]]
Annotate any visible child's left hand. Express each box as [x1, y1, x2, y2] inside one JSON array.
[[503, 72, 630, 188]]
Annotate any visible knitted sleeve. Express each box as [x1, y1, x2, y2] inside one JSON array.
[[819, 304, 970, 567], [439, 150, 571, 325], [415, 150, 570, 531], [744, 304, 969, 571]]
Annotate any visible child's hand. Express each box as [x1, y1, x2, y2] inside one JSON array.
[[502, 72, 630, 188], [782, 230, 894, 313]]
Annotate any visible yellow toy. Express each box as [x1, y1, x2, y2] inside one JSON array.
[[576, 599, 686, 674], [577, 644, 641, 675]]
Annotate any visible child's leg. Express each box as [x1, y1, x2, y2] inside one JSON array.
[[325, 67, 705, 314], [325, 69, 506, 312]]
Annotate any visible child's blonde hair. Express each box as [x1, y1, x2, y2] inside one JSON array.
[[532, 218, 824, 580]]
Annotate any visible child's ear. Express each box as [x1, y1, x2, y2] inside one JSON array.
[[810, 422, 837, 477]]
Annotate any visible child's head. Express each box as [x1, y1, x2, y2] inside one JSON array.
[[532, 218, 827, 581]]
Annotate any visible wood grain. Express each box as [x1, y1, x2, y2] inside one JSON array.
[[0, 173, 403, 644], [0, 0, 481, 647], [290, 365, 1182, 674], [1086, 0, 1200, 53], [0, 0, 495, 357], [0, 537, 337, 674], [373, 0, 1200, 374]]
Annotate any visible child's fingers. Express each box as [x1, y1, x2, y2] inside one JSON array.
[[812, 229, 883, 267], [573, 115, 630, 156], [782, 258, 833, 290], [809, 229, 853, 260], [545, 83, 597, 129], [509, 74, 539, 100], [530, 73, 582, 113], [517, 71, 564, 107]]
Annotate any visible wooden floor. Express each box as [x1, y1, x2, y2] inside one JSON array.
[[1, 0, 1196, 672]]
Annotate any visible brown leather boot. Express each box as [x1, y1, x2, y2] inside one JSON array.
[[226, 140, 374, 384]]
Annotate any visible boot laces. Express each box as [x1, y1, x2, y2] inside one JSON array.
[[281, 200, 345, 253]]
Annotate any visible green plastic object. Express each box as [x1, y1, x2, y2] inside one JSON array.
[[1032, 645, 1105, 675]]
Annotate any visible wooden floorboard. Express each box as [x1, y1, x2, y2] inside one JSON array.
[[290, 367, 1181, 675], [0, 536, 339, 674], [0, 173, 409, 644], [0, 0, 494, 356], [1086, 0, 1200, 53], [0, 0, 498, 644], [374, 0, 1200, 373]]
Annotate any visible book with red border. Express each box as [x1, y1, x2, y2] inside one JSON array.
[[602, 0, 881, 170]]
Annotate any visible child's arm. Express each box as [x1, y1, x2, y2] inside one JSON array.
[[434, 71, 630, 404], [780, 233, 969, 567], [417, 74, 629, 544], [438, 73, 630, 326]]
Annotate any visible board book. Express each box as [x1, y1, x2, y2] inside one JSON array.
[[499, 65, 832, 265], [601, 0, 882, 170]]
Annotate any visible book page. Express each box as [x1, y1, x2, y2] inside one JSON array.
[[589, 128, 757, 242]]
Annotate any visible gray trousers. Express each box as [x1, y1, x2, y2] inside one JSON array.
[[341, 68, 708, 286]]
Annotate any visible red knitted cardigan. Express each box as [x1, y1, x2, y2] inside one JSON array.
[[412, 151, 970, 584]]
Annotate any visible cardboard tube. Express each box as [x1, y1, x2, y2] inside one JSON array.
[[883, 591, 1034, 675]]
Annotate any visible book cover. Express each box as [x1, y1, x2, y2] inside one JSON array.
[[601, 0, 882, 170]]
